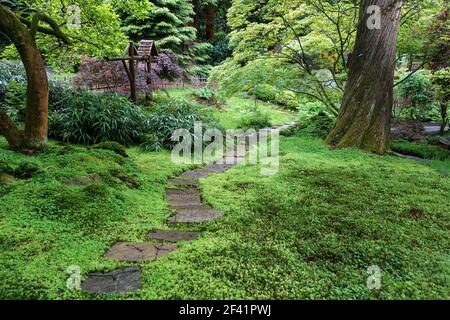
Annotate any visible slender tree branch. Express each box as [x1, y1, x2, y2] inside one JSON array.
[[393, 61, 427, 87]]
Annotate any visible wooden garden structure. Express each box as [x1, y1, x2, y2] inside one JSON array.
[[106, 40, 158, 102]]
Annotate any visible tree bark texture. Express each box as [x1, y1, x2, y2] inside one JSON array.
[[0, 5, 49, 150], [204, 4, 216, 41], [326, 0, 403, 154]]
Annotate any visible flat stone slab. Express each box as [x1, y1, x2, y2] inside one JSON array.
[[181, 169, 212, 179], [168, 178, 198, 187], [168, 210, 224, 223], [148, 230, 200, 242], [205, 163, 234, 172], [169, 204, 214, 211], [81, 267, 142, 294], [166, 188, 200, 196], [105, 242, 177, 262], [166, 188, 202, 205]]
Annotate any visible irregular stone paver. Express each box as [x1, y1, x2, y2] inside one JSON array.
[[181, 169, 210, 179], [148, 230, 200, 242], [105, 242, 177, 262], [166, 188, 199, 196], [166, 188, 202, 205], [168, 210, 224, 223], [205, 163, 234, 172], [169, 204, 214, 211], [81, 267, 142, 294], [168, 178, 198, 187], [166, 198, 202, 207]]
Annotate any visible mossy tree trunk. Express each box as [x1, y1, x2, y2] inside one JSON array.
[[0, 5, 69, 151], [326, 0, 403, 155]]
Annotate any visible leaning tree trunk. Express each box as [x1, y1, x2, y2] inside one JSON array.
[[0, 5, 49, 150], [326, 0, 403, 154], [204, 4, 216, 41]]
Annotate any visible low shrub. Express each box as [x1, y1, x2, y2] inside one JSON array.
[[48, 79, 77, 112], [236, 105, 271, 130], [395, 70, 435, 121], [49, 92, 147, 145], [0, 60, 76, 120], [1, 81, 27, 122], [207, 32, 232, 66], [145, 98, 221, 150], [251, 84, 278, 102], [0, 61, 26, 102], [275, 90, 300, 110], [194, 88, 215, 101], [391, 140, 450, 160], [250, 84, 300, 110], [140, 133, 164, 152], [298, 112, 335, 139]]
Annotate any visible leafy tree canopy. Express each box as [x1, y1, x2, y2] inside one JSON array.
[[0, 0, 153, 70]]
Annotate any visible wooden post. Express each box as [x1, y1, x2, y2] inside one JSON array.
[[128, 42, 137, 103], [106, 40, 157, 103], [147, 54, 153, 101]]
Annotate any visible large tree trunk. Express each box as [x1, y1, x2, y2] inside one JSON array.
[[326, 0, 403, 154], [192, 0, 202, 31], [204, 4, 216, 41], [0, 5, 49, 150]]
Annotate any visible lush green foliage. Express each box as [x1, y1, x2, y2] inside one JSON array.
[[194, 87, 216, 102], [145, 97, 220, 151], [431, 68, 450, 130], [395, 70, 435, 121], [397, 0, 446, 68], [199, 134, 450, 299], [251, 84, 300, 110], [161, 88, 296, 130], [391, 140, 450, 161], [1, 0, 147, 70], [0, 138, 190, 299], [1, 0, 449, 301], [1, 81, 26, 123], [207, 32, 232, 66], [121, 0, 211, 74], [298, 112, 335, 139], [49, 92, 147, 145], [2, 133, 448, 299], [0, 61, 26, 102], [235, 103, 271, 131], [0, 61, 76, 122]]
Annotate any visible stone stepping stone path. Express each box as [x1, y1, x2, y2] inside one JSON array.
[[105, 242, 178, 263], [167, 209, 224, 223], [148, 230, 200, 242], [168, 178, 198, 187], [80, 121, 298, 294], [80, 267, 142, 294]]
